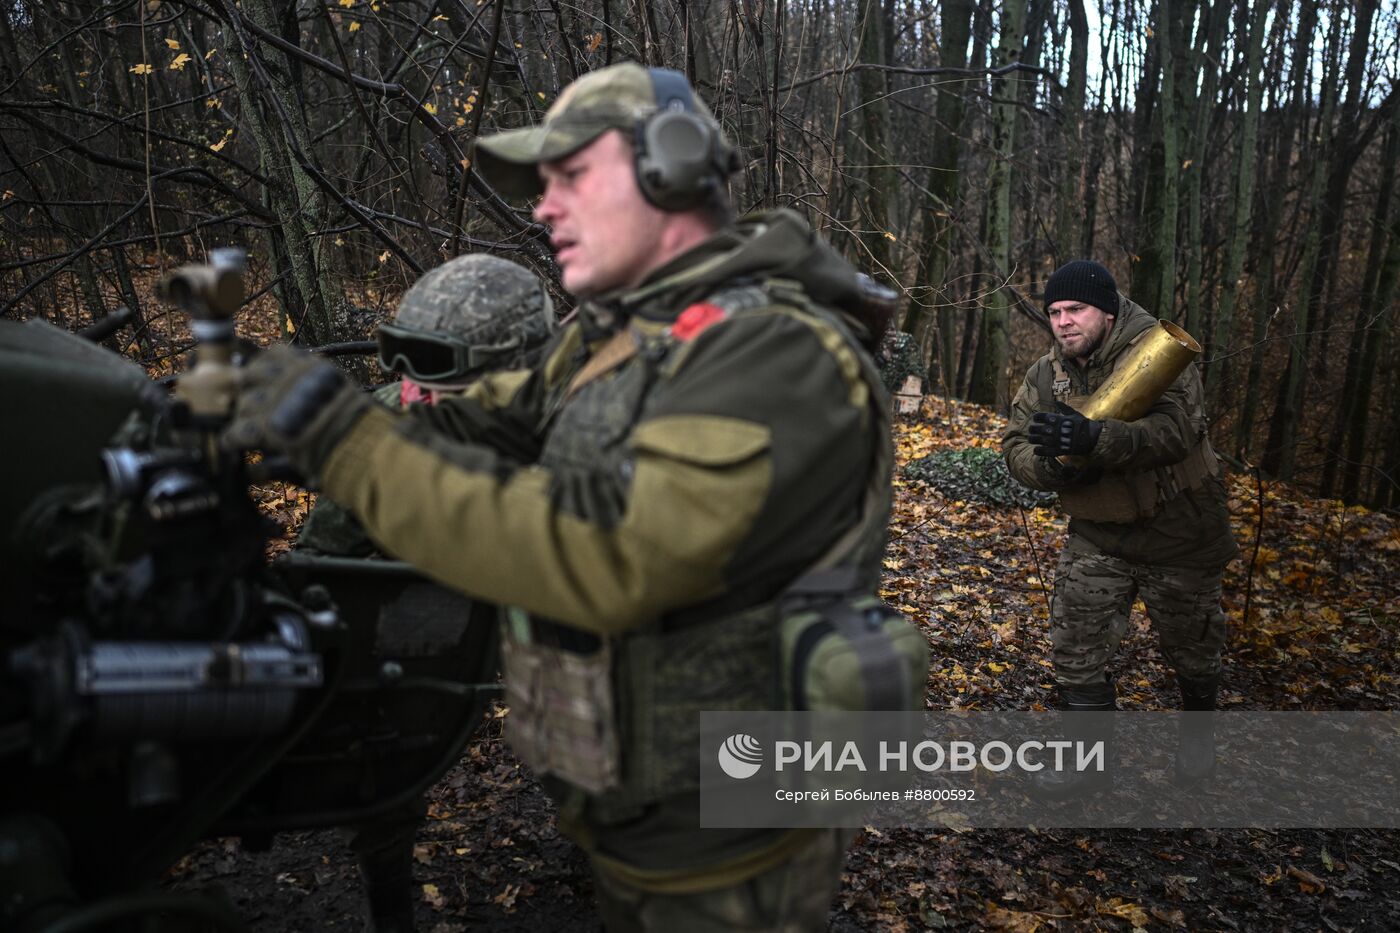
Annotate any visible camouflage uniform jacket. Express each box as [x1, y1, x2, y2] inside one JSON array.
[[1003, 298, 1238, 569], [314, 209, 888, 877]]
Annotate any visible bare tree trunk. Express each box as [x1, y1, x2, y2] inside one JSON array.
[[1181, 0, 1227, 338], [904, 0, 971, 396], [1053, 0, 1088, 263], [1205, 0, 1267, 408], [855, 0, 893, 274], [223, 0, 349, 349], [1262, 8, 1343, 479], [968, 0, 1027, 408], [1236, 0, 1305, 459]]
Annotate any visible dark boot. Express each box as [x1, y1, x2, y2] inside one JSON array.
[[1031, 678, 1117, 801], [1174, 672, 1219, 787]]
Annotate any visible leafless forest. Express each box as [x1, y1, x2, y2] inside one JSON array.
[[2, 0, 1398, 504]]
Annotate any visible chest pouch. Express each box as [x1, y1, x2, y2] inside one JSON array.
[[500, 608, 622, 795], [779, 568, 928, 711]]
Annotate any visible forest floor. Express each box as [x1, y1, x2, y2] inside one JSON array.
[[166, 394, 1400, 932]]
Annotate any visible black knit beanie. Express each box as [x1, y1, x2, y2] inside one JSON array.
[[1044, 260, 1120, 317]]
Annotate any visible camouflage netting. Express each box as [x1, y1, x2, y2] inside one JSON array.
[[903, 448, 1056, 510], [874, 330, 923, 395]]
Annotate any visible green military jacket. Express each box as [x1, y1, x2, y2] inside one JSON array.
[[316, 209, 888, 878], [1003, 298, 1238, 569]]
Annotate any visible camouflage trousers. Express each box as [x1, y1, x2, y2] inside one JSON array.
[[590, 828, 855, 933], [1050, 535, 1228, 687]]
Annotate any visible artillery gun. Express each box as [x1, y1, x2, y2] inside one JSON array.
[[0, 252, 499, 932]]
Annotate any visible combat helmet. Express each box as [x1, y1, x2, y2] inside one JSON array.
[[377, 254, 556, 386]]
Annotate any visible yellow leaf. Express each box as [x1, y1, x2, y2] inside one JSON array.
[[205, 98, 221, 108], [210, 130, 233, 152], [883, 231, 897, 241], [455, 116, 466, 127], [422, 101, 437, 114], [433, 13, 447, 20], [348, 20, 361, 32], [129, 63, 153, 75], [378, 250, 390, 262], [204, 48, 217, 60], [338, 0, 354, 6], [284, 316, 297, 335], [1097, 898, 1150, 926], [165, 38, 181, 50], [986, 662, 1008, 674], [537, 91, 546, 100], [1181, 158, 1194, 170], [169, 53, 191, 70], [1146, 25, 1155, 37]]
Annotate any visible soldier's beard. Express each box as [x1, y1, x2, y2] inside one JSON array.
[[1057, 332, 1102, 361], [1056, 320, 1113, 362]]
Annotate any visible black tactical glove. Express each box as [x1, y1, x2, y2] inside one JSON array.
[[1030, 401, 1104, 458], [222, 345, 371, 483]]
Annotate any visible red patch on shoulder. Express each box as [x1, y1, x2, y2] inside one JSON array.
[[670, 303, 729, 342]]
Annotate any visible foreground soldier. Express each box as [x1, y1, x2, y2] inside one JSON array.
[[298, 253, 556, 557], [1002, 260, 1237, 791], [294, 253, 554, 933], [225, 63, 895, 931]]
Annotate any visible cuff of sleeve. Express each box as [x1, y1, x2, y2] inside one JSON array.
[[321, 405, 397, 498], [1034, 456, 1074, 489], [1088, 418, 1129, 464]]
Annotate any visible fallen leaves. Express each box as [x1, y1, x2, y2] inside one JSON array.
[[492, 883, 520, 910], [1096, 896, 1150, 926], [984, 901, 1044, 932]]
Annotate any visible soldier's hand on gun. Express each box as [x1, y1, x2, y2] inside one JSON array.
[[222, 345, 370, 484], [1030, 402, 1104, 458]]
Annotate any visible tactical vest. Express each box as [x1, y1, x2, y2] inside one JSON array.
[[1047, 340, 1220, 524], [498, 280, 893, 821]]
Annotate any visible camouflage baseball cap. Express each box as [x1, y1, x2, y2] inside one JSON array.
[[473, 62, 724, 198], [378, 254, 556, 385]]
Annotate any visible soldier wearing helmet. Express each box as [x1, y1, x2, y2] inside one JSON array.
[[297, 253, 556, 555], [376, 252, 557, 405], [294, 253, 554, 933]]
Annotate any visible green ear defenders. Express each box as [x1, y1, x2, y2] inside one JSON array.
[[634, 68, 738, 211]]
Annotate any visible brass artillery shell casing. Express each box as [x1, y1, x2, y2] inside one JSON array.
[[1076, 320, 1202, 422], [1059, 320, 1201, 466]]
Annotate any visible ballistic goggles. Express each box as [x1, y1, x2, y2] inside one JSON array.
[[375, 322, 523, 384]]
